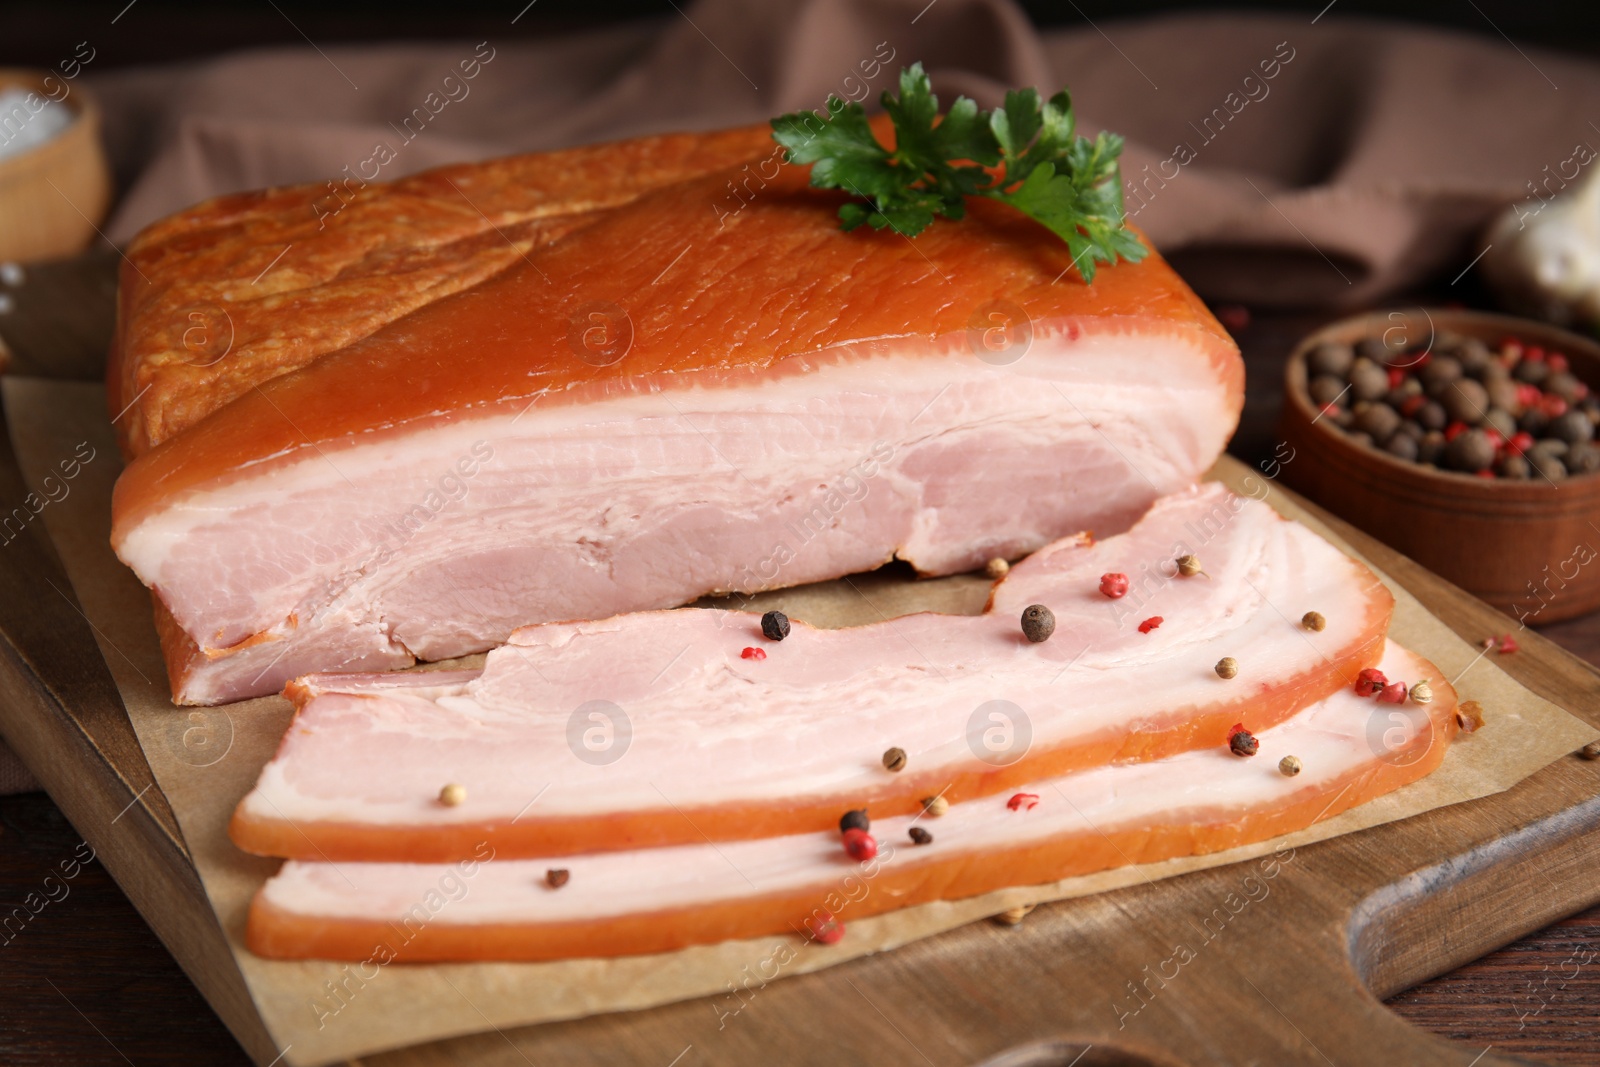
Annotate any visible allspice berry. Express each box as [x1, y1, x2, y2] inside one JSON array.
[[984, 557, 1010, 580], [546, 868, 570, 889], [921, 795, 949, 817], [1580, 741, 1600, 760], [1279, 755, 1302, 777], [760, 610, 790, 641], [1348, 358, 1389, 402], [438, 783, 466, 807], [1215, 657, 1239, 680], [1441, 378, 1490, 424], [882, 747, 908, 772], [1444, 429, 1496, 473], [1410, 680, 1433, 705], [1306, 341, 1355, 378], [1020, 604, 1056, 643], [1301, 611, 1326, 632]]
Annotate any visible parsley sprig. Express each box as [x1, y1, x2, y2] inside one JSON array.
[[771, 62, 1146, 282]]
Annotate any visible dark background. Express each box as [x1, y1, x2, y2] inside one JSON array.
[[3, 0, 1600, 69]]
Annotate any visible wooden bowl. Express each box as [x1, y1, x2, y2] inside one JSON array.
[[1280, 308, 1600, 625], [0, 69, 112, 263]]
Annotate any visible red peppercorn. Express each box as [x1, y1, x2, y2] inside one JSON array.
[[1497, 633, 1520, 654], [1444, 421, 1469, 442], [1006, 793, 1040, 812], [1217, 304, 1250, 332], [1549, 353, 1569, 374], [1319, 402, 1341, 418], [1525, 345, 1546, 363], [805, 910, 845, 945], [1483, 427, 1505, 450], [1508, 431, 1534, 456], [1377, 681, 1408, 703], [1386, 366, 1405, 389], [1355, 667, 1388, 697], [740, 646, 766, 661], [1474, 469, 1496, 479], [1412, 350, 1433, 369], [1099, 572, 1130, 598], [1138, 616, 1163, 634], [1400, 394, 1428, 418], [1501, 338, 1524, 361], [841, 828, 878, 861], [1516, 383, 1543, 408], [1542, 394, 1569, 418]]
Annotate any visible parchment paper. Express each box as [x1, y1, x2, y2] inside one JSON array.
[[7, 378, 1596, 1067]]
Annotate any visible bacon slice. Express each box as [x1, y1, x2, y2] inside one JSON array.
[[245, 642, 1454, 962], [110, 137, 1241, 705], [230, 485, 1393, 862]]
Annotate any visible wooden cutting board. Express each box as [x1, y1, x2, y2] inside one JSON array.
[[1, 258, 1598, 1066]]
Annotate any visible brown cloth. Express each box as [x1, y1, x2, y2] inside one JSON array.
[[84, 0, 1600, 307]]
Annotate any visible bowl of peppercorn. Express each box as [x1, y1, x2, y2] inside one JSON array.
[[1280, 308, 1600, 624]]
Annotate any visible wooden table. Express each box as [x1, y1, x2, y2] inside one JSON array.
[[0, 256, 1594, 1065]]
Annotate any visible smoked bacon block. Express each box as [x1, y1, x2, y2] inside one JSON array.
[[111, 130, 1242, 704]]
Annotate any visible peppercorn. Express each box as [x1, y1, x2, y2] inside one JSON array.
[[1306, 341, 1355, 378], [1456, 700, 1485, 734], [740, 646, 767, 660], [921, 795, 949, 817], [1499, 454, 1532, 482], [1310, 374, 1349, 408], [1486, 377, 1522, 415], [1228, 723, 1258, 757], [1355, 667, 1388, 697], [1441, 378, 1490, 425], [1419, 356, 1463, 395], [438, 783, 466, 807], [1021, 604, 1056, 643], [842, 827, 878, 861], [806, 910, 845, 944], [1546, 372, 1585, 404], [1410, 680, 1433, 704], [1417, 400, 1448, 432], [1519, 406, 1550, 436], [1377, 681, 1409, 703], [1457, 339, 1494, 377], [1138, 616, 1163, 634], [1006, 793, 1040, 811], [1443, 429, 1496, 473], [1354, 402, 1400, 445], [992, 904, 1036, 926], [1279, 755, 1302, 777], [1417, 430, 1447, 466], [908, 826, 933, 845], [1527, 446, 1568, 481], [839, 808, 869, 833], [1483, 407, 1517, 439], [1100, 572, 1130, 598], [1549, 410, 1594, 445], [1579, 741, 1600, 760], [1177, 555, 1207, 578], [1301, 611, 1326, 632], [761, 610, 790, 641], [1215, 657, 1238, 680], [1383, 434, 1419, 462], [1348, 358, 1389, 402], [1567, 442, 1600, 474], [882, 747, 908, 772], [1513, 358, 1550, 385], [984, 557, 1010, 580], [546, 868, 570, 889]]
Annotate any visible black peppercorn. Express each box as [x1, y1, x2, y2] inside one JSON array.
[[908, 827, 933, 845], [1229, 727, 1259, 757], [1020, 604, 1056, 643], [839, 809, 869, 834], [760, 610, 790, 641]]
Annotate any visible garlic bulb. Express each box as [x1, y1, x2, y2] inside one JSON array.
[[1480, 159, 1600, 327]]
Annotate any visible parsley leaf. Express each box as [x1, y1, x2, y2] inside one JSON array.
[[770, 63, 1146, 282]]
